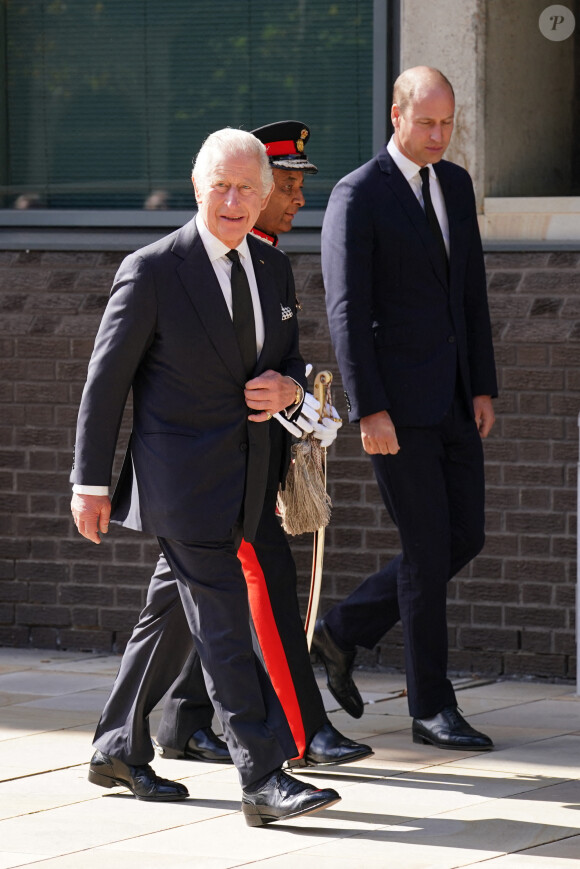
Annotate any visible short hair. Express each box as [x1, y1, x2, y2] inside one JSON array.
[[192, 128, 273, 198], [393, 67, 455, 115]]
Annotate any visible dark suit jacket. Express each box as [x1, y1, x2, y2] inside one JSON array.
[[322, 148, 497, 426], [71, 218, 305, 543]]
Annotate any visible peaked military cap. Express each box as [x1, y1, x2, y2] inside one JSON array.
[[251, 121, 318, 174]]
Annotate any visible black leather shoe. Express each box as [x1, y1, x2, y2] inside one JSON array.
[[242, 769, 340, 827], [412, 706, 494, 751], [288, 722, 373, 768], [88, 750, 189, 801], [311, 619, 364, 719], [156, 726, 232, 763]]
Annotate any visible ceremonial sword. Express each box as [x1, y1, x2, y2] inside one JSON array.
[[304, 370, 333, 650]]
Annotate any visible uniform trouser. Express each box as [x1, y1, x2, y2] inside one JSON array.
[[156, 480, 328, 760], [93, 526, 296, 788], [324, 394, 486, 720]]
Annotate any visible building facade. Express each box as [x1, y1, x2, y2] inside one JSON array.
[[0, 0, 578, 681]]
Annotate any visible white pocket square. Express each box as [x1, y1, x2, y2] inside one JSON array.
[[281, 304, 294, 321]]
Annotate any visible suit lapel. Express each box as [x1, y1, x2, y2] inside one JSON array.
[[379, 150, 448, 292], [248, 237, 281, 375], [174, 221, 247, 385], [435, 163, 464, 293]]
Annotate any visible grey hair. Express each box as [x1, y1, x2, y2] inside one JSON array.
[[192, 128, 273, 198]]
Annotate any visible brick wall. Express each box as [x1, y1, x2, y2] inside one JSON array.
[[0, 247, 577, 680]]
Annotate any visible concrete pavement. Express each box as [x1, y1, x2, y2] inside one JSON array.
[[0, 647, 578, 868]]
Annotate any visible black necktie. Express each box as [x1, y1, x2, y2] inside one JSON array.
[[226, 249, 256, 377], [419, 166, 448, 272]]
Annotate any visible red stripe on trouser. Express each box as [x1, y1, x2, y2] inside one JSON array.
[[238, 538, 306, 759]]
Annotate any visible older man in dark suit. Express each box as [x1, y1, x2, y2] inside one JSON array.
[[153, 122, 370, 773], [315, 67, 498, 751], [71, 128, 340, 826]]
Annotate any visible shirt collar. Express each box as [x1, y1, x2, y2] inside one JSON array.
[[195, 213, 251, 264], [387, 136, 436, 182]]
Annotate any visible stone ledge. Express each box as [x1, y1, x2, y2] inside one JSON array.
[[481, 198, 580, 242]]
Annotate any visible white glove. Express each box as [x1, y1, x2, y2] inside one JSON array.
[[315, 414, 343, 448], [274, 391, 342, 448]]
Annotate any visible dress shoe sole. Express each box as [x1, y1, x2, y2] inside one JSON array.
[[88, 768, 189, 801], [412, 732, 493, 751], [156, 744, 232, 764], [287, 747, 374, 769], [242, 794, 341, 827], [325, 683, 364, 720]]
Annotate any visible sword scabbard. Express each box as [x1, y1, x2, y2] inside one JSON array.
[[304, 370, 333, 649]]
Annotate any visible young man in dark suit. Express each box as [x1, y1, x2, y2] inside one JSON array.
[[316, 67, 498, 751], [71, 128, 340, 826]]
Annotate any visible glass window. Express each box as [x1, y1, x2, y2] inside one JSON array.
[[0, 0, 373, 210], [485, 0, 579, 197]]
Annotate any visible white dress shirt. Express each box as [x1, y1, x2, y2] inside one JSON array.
[[195, 213, 265, 354], [387, 136, 450, 257]]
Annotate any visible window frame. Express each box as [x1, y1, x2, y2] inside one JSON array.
[[0, 0, 390, 251]]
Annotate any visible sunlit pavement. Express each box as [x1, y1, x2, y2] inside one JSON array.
[[0, 648, 578, 868]]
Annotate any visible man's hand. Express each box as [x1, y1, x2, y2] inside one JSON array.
[[245, 370, 298, 422], [473, 395, 495, 438], [71, 493, 111, 544], [360, 410, 400, 455]]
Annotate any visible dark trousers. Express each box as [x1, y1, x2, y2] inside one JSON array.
[[93, 530, 295, 788], [156, 477, 328, 759], [92, 553, 194, 766], [325, 394, 485, 719]]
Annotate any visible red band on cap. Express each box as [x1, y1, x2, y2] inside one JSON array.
[[265, 139, 298, 156]]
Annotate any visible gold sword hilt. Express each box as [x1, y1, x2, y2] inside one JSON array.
[[313, 370, 335, 423]]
